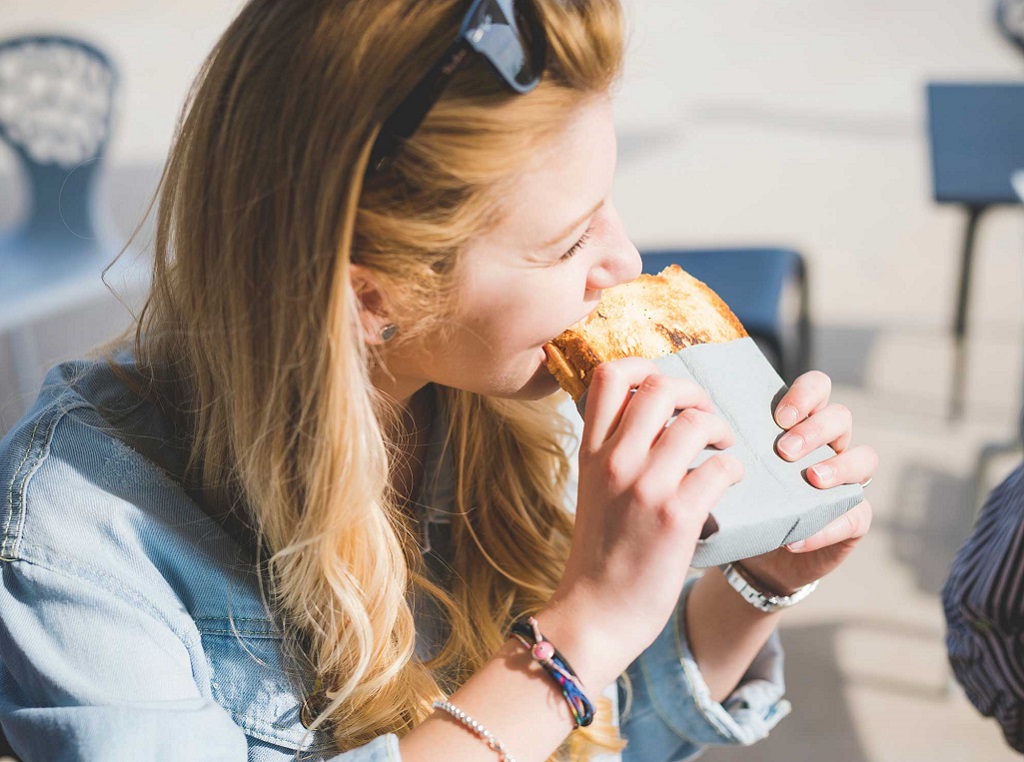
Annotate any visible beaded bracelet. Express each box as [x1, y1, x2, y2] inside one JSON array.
[[432, 699, 516, 762], [509, 616, 595, 728]]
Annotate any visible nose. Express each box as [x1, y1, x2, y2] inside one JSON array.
[[586, 204, 642, 291]]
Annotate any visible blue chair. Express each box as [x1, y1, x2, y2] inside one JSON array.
[[0, 35, 118, 406], [926, 83, 1024, 420], [640, 248, 810, 384]]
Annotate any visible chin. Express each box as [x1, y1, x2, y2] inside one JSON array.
[[507, 366, 563, 401], [477, 345, 563, 401]]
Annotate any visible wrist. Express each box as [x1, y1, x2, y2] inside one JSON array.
[[533, 598, 629, 692], [732, 560, 800, 597], [700, 567, 780, 620], [686, 571, 781, 702], [718, 562, 819, 613], [732, 555, 820, 597]]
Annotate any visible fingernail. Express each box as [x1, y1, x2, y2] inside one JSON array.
[[776, 405, 799, 428], [810, 464, 834, 486], [787, 540, 806, 552], [777, 434, 803, 458]]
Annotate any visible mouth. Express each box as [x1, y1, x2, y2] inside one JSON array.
[[543, 299, 603, 347]]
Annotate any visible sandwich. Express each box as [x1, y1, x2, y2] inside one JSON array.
[[544, 264, 747, 401], [543, 264, 865, 568]]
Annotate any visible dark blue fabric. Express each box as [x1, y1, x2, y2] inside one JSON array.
[[944, 462, 1024, 752]]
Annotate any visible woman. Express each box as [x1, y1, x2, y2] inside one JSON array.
[[0, 0, 877, 760]]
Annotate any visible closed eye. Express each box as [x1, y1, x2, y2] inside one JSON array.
[[561, 231, 591, 261]]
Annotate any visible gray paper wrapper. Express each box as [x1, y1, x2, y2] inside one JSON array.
[[577, 337, 864, 568]]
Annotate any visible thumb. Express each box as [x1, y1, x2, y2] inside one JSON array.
[[786, 500, 872, 553]]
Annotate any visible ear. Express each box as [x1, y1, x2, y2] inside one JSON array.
[[349, 264, 394, 346]]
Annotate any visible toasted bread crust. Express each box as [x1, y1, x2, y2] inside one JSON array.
[[545, 265, 747, 400], [543, 343, 588, 401]]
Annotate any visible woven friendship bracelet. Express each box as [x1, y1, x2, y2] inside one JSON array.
[[509, 616, 595, 728], [432, 699, 517, 762]]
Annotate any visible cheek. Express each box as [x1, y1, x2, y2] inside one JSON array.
[[437, 315, 554, 394], [463, 276, 576, 343], [440, 271, 586, 394]]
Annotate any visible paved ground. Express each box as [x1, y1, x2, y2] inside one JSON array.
[[3, 0, 1024, 759]]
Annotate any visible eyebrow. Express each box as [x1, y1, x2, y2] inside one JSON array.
[[539, 198, 605, 250]]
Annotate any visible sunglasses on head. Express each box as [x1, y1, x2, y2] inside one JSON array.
[[369, 0, 547, 171]]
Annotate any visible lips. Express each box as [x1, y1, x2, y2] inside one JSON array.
[[543, 300, 602, 346]]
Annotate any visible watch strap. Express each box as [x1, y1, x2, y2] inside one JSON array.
[[719, 562, 819, 613]]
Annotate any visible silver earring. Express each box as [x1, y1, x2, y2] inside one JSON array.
[[380, 324, 398, 342]]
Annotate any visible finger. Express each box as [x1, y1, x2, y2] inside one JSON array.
[[644, 408, 735, 479], [786, 500, 873, 553], [677, 453, 745, 510], [612, 374, 716, 452], [774, 370, 832, 430], [775, 402, 853, 461], [582, 358, 661, 452], [805, 445, 879, 490]]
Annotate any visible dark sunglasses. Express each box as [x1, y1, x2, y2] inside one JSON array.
[[369, 0, 547, 170]]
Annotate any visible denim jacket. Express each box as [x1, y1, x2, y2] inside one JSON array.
[[0, 357, 789, 761]]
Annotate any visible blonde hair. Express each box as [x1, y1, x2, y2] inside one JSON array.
[[127, 0, 626, 757]]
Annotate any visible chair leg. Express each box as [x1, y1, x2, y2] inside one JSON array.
[[950, 206, 986, 422], [796, 256, 811, 380], [753, 334, 785, 382]]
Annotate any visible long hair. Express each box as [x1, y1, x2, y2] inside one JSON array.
[[128, 0, 626, 757]]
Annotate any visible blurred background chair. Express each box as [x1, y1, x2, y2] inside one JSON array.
[[925, 81, 1024, 421], [0, 33, 120, 762], [0, 34, 119, 409], [640, 248, 810, 384], [996, 0, 1024, 57]]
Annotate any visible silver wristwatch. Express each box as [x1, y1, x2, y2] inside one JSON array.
[[719, 562, 819, 613]]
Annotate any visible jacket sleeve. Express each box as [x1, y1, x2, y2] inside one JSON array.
[[0, 555, 251, 761], [619, 576, 790, 762], [0, 557, 403, 762]]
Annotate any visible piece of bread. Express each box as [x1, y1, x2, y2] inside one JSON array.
[[544, 264, 747, 400]]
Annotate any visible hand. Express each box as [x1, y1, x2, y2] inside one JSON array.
[[542, 358, 743, 688], [739, 370, 877, 596]]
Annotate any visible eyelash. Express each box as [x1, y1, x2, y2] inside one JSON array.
[[561, 231, 591, 261]]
